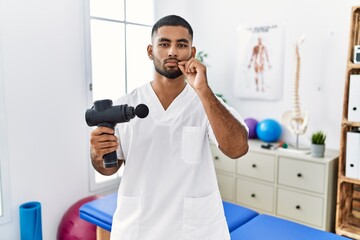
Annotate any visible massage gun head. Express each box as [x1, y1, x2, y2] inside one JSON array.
[[85, 99, 149, 127], [135, 104, 149, 119]]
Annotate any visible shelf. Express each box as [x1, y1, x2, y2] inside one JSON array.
[[336, 5, 360, 239], [347, 63, 360, 69], [336, 224, 360, 240], [336, 180, 360, 237], [341, 121, 360, 127], [338, 175, 360, 185]]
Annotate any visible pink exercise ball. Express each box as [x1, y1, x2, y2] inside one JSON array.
[[244, 118, 258, 139], [57, 195, 102, 240]]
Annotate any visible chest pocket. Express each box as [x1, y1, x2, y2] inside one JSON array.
[[181, 126, 206, 164]]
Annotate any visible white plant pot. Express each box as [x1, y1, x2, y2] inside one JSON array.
[[311, 144, 325, 158]]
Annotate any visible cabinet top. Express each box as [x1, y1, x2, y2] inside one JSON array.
[[247, 140, 338, 163]]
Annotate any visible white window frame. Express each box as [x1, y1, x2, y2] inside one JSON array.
[[83, 0, 154, 192]]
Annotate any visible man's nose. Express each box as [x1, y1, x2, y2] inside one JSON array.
[[168, 45, 178, 57]]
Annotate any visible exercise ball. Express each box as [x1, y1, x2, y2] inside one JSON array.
[[57, 195, 102, 240], [256, 119, 282, 142], [244, 118, 258, 139]]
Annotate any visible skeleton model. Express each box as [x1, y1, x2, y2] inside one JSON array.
[[281, 36, 308, 148]]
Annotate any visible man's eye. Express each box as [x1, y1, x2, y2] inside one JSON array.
[[178, 44, 187, 48], [159, 43, 169, 47]]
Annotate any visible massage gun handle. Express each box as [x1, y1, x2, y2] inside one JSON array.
[[99, 123, 119, 168], [103, 151, 119, 168]]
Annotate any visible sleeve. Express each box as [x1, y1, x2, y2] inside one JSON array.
[[115, 127, 125, 160], [207, 97, 249, 147]]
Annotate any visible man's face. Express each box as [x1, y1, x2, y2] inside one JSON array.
[[148, 26, 194, 79]]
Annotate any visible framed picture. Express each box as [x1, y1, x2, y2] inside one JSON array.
[[234, 23, 285, 100]]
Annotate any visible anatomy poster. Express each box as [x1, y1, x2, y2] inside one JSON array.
[[234, 24, 285, 100]]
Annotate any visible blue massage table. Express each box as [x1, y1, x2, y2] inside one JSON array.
[[80, 193, 350, 240], [79, 192, 258, 238], [230, 214, 351, 240]]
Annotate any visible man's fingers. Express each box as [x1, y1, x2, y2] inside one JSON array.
[[91, 145, 118, 161], [91, 140, 118, 156], [90, 126, 118, 153], [91, 127, 117, 142], [178, 58, 198, 74], [92, 126, 115, 136], [177, 62, 186, 74], [96, 140, 118, 149]]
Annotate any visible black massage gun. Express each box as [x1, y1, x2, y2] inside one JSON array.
[[85, 99, 149, 168]]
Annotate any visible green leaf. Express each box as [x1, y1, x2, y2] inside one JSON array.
[[311, 131, 326, 144]]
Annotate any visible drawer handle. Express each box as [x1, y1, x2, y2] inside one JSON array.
[[252, 164, 257, 168], [296, 205, 301, 210], [214, 156, 219, 160], [251, 193, 256, 198], [297, 173, 302, 178]]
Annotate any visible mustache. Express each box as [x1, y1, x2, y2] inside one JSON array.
[[164, 56, 192, 63]]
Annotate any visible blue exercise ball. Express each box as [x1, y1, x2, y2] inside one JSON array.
[[256, 119, 282, 142]]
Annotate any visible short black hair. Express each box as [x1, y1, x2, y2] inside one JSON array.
[[151, 15, 193, 39]]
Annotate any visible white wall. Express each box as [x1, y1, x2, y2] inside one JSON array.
[[155, 0, 360, 149], [0, 0, 359, 238], [0, 0, 97, 239]]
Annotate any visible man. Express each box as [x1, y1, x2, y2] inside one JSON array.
[[90, 15, 249, 240], [248, 37, 271, 92]]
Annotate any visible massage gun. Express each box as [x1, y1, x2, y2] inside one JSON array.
[[85, 99, 149, 168]]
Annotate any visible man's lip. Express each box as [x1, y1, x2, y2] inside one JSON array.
[[165, 59, 179, 64], [165, 60, 178, 67]]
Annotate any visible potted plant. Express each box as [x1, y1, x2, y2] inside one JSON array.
[[195, 51, 208, 64], [196, 51, 227, 103], [310, 130, 326, 157]]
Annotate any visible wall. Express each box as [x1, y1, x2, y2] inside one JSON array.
[[0, 0, 96, 239], [0, 0, 359, 238], [155, 0, 360, 149]]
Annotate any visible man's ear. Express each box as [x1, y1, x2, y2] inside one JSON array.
[[191, 46, 196, 58], [147, 45, 153, 60]]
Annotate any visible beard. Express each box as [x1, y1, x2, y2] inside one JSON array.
[[153, 58, 183, 79], [154, 66, 183, 79]]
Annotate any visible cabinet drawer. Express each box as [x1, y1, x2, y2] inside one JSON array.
[[236, 179, 274, 213], [277, 188, 323, 228], [216, 174, 235, 201], [211, 145, 235, 173], [278, 157, 325, 194], [237, 152, 275, 182]]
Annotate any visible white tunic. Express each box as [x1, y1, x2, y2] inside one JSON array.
[[110, 83, 246, 240]]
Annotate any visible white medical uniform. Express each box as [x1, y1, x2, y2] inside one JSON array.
[[111, 83, 247, 240]]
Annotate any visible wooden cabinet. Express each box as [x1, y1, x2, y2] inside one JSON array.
[[211, 140, 338, 231], [335, 5, 360, 239], [211, 144, 236, 201], [236, 178, 275, 213]]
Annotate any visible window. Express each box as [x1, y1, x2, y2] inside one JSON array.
[[84, 0, 154, 191]]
